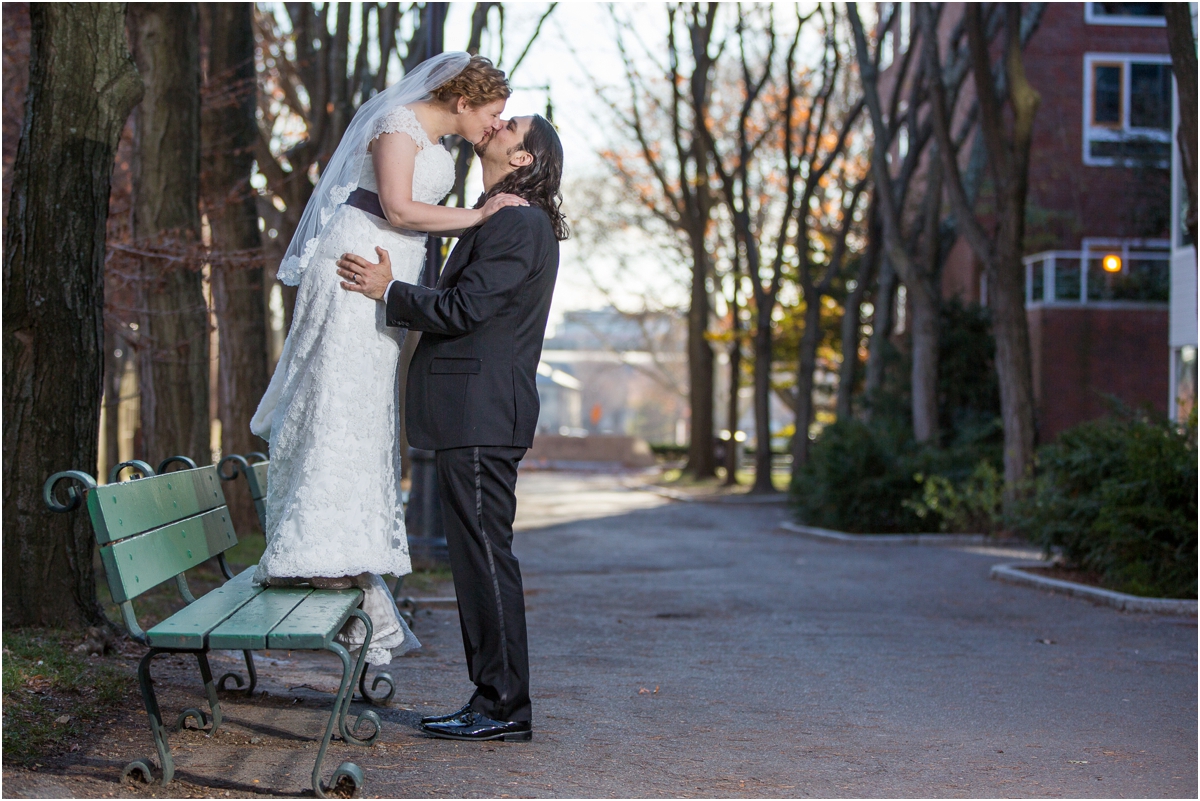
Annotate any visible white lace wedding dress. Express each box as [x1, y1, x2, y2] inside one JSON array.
[[250, 106, 456, 665]]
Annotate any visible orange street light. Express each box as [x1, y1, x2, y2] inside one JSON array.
[[1102, 254, 1122, 273]]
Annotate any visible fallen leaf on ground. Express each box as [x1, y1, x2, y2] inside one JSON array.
[[54, 715, 71, 725], [25, 676, 51, 693]]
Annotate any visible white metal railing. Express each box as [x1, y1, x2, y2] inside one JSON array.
[[1022, 247, 1170, 305]]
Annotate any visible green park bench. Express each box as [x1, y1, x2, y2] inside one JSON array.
[[217, 452, 269, 529], [216, 453, 404, 706], [44, 457, 383, 797]]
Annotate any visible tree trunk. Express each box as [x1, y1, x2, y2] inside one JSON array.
[[1165, 3, 1197, 246], [2, 3, 143, 627], [837, 198, 881, 420], [129, 3, 209, 467], [724, 274, 742, 486], [750, 315, 775, 493], [685, 231, 716, 479], [792, 296, 824, 467], [2, 1, 31, 222], [988, 235, 1037, 489], [924, 4, 1040, 492], [723, 337, 741, 485], [683, 8, 717, 481], [103, 327, 124, 473], [863, 255, 897, 406], [909, 154, 944, 444], [908, 280, 941, 443], [201, 3, 268, 530], [988, 4, 1040, 491]]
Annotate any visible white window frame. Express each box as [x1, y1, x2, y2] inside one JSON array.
[[1082, 52, 1173, 167], [1084, 3, 1167, 27]]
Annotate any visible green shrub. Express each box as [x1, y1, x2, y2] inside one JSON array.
[[938, 299, 1001, 442], [1010, 409, 1197, 598], [796, 299, 1003, 534], [906, 460, 1005, 534], [792, 417, 1005, 534], [791, 418, 933, 533]]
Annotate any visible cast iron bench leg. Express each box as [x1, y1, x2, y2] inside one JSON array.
[[338, 610, 382, 747], [178, 651, 223, 735], [218, 650, 258, 696], [313, 646, 366, 794], [357, 667, 396, 706], [124, 649, 175, 786]]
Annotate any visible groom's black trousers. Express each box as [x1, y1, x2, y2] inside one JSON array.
[[434, 445, 531, 724]]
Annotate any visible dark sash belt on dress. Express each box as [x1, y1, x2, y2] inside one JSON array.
[[344, 187, 386, 220]]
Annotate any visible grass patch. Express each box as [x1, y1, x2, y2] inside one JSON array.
[[2, 629, 132, 767], [657, 468, 715, 487], [658, 467, 790, 492], [395, 567, 455, 595], [224, 530, 267, 572], [95, 531, 268, 629]]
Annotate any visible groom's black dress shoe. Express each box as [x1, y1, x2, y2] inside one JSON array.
[[421, 711, 532, 742], [420, 703, 472, 726]]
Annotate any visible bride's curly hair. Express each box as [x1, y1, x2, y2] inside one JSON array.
[[477, 115, 569, 241], [431, 56, 510, 107]]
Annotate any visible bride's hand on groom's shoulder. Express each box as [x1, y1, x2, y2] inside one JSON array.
[[337, 247, 393, 301], [480, 193, 528, 220]]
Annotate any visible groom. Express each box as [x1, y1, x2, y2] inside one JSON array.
[[337, 115, 566, 742]]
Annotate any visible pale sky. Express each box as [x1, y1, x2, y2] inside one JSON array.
[[444, 2, 695, 330]]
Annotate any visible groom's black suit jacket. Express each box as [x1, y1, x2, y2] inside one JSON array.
[[384, 206, 559, 451]]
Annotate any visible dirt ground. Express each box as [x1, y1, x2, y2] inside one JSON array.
[[3, 471, 1196, 798]]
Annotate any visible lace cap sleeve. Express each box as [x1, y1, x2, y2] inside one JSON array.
[[372, 105, 434, 149]]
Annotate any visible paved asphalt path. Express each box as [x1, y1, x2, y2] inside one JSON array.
[[13, 472, 1195, 798], [365, 472, 1197, 798]]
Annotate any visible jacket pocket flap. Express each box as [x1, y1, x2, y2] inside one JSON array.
[[430, 357, 482, 375]]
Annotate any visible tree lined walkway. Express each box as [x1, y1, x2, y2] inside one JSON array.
[[4, 473, 1195, 797]]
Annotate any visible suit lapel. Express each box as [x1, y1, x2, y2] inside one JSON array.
[[436, 227, 482, 289]]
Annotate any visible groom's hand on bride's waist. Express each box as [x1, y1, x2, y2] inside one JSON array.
[[337, 247, 393, 301]]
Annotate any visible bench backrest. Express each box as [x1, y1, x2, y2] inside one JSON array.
[[87, 465, 239, 604], [244, 461, 269, 530], [218, 454, 270, 531]]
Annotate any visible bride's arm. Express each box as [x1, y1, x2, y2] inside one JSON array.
[[372, 133, 523, 233]]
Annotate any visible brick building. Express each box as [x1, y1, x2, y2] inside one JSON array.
[[890, 2, 1183, 439]]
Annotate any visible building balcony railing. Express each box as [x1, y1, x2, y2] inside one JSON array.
[[1023, 248, 1170, 305]]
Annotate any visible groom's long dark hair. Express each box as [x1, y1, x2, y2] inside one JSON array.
[[476, 115, 569, 241]]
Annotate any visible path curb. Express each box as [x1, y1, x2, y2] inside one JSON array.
[[776, 520, 988, 545], [630, 484, 791, 505], [990, 562, 1198, 615]]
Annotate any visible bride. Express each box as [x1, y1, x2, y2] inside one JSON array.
[[249, 53, 525, 665]]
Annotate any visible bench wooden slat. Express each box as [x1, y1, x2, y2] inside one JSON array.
[[145, 568, 263, 650], [87, 465, 225, 544], [207, 588, 312, 650], [99, 507, 239, 603], [244, 462, 269, 501], [267, 589, 363, 650], [245, 462, 269, 530]]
